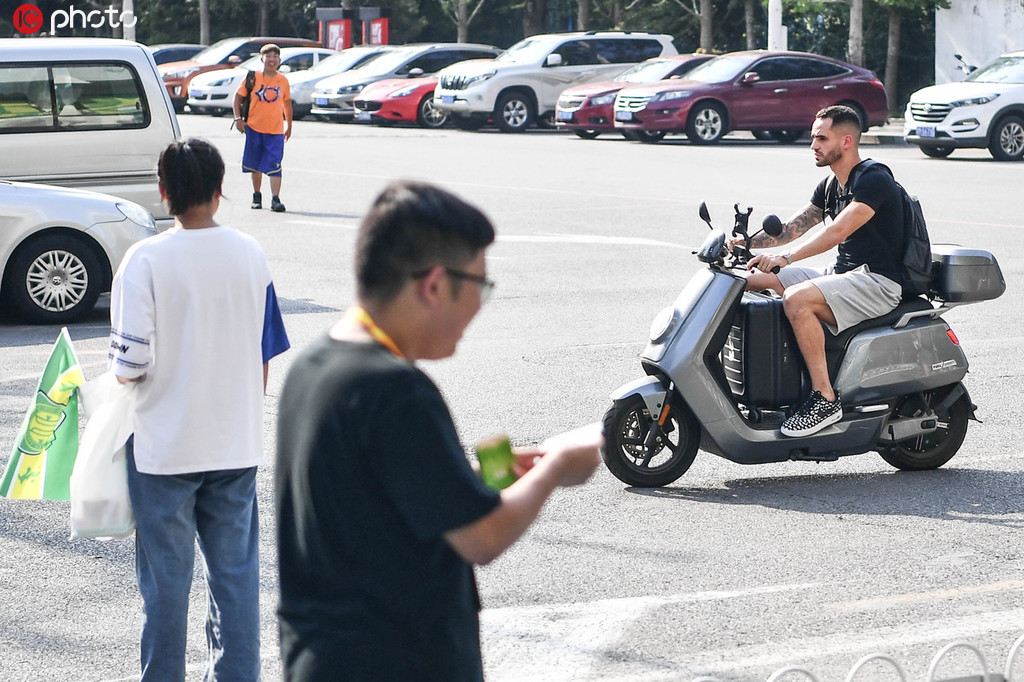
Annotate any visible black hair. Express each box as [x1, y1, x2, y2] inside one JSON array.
[[356, 180, 496, 304], [157, 138, 225, 216], [816, 105, 863, 138]]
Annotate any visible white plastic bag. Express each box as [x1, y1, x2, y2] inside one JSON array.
[[69, 371, 136, 540]]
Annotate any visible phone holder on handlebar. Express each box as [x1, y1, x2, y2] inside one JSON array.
[[731, 204, 754, 264]]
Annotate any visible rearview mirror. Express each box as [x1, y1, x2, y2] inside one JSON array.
[[545, 53, 563, 67], [740, 71, 760, 85]]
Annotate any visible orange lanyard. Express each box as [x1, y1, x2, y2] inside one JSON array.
[[345, 306, 404, 358]]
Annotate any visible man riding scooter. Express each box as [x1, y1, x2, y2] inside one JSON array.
[[735, 105, 907, 437]]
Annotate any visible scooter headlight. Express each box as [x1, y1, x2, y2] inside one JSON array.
[[649, 306, 679, 343]]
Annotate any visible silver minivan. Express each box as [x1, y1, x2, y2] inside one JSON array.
[[0, 38, 180, 228]]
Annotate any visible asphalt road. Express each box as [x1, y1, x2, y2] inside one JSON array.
[[1, 114, 1023, 682]]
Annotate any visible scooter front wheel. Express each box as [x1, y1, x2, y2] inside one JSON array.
[[601, 395, 699, 487]]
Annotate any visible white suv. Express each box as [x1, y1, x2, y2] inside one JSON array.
[[433, 31, 677, 132], [903, 50, 1024, 161]]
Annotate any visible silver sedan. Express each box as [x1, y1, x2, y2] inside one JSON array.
[[0, 180, 156, 324]]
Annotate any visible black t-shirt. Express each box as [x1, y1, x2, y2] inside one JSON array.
[[811, 159, 906, 285], [275, 335, 501, 682]]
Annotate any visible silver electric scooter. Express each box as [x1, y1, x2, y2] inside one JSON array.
[[602, 202, 1005, 487]]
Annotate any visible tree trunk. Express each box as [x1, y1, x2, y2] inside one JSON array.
[[199, 0, 210, 45], [612, 0, 623, 27], [457, 0, 470, 42], [884, 7, 900, 116], [578, 0, 590, 31], [258, 0, 270, 36], [744, 0, 756, 50], [847, 0, 863, 66], [524, 0, 547, 36], [699, 0, 713, 51]]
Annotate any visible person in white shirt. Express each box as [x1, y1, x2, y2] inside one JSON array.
[[108, 137, 290, 681]]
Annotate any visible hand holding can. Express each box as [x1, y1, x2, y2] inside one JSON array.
[[475, 435, 518, 490]]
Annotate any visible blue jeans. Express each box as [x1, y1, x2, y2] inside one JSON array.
[[127, 441, 261, 682]]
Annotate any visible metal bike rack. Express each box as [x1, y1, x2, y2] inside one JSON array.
[[845, 652, 909, 682], [1006, 632, 1024, 682], [686, 632, 1022, 682], [925, 641, 992, 682]]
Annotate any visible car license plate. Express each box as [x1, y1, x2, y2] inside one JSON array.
[[314, 97, 328, 107], [356, 110, 371, 122], [556, 110, 574, 122], [918, 125, 936, 138], [615, 110, 633, 122], [189, 88, 204, 98], [440, 95, 455, 104]]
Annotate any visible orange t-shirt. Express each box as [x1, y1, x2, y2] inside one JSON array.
[[237, 70, 290, 135]]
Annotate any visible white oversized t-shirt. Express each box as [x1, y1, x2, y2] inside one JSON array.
[[108, 225, 289, 475]]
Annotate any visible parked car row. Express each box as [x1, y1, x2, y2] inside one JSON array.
[[186, 46, 337, 116], [313, 43, 501, 121], [176, 33, 899, 146], [158, 35, 321, 112]]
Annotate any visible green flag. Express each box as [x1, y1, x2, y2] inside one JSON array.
[[1, 328, 85, 500]]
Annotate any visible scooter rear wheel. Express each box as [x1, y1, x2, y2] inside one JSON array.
[[601, 395, 699, 487], [878, 389, 969, 471]]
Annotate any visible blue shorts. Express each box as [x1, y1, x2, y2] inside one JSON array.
[[242, 129, 284, 176]]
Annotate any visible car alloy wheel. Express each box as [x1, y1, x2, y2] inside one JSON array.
[[989, 114, 1024, 161], [686, 102, 725, 144], [417, 95, 448, 129], [496, 91, 532, 133], [7, 234, 103, 323]]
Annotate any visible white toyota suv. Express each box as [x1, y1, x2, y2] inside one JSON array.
[[433, 31, 677, 132], [903, 50, 1024, 161]]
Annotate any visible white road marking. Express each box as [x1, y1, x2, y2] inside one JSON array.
[[497, 233, 687, 249], [481, 583, 817, 680], [481, 588, 1024, 681]]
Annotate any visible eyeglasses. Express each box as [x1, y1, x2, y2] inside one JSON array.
[[413, 267, 496, 304]]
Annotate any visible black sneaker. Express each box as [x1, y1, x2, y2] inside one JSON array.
[[270, 196, 286, 213], [781, 391, 842, 437], [251, 192, 262, 209]]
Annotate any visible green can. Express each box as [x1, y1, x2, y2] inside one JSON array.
[[475, 435, 518, 490]]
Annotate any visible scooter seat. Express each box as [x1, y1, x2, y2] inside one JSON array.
[[825, 296, 934, 380]]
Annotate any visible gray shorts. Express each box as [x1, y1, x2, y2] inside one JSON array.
[[776, 263, 902, 334]]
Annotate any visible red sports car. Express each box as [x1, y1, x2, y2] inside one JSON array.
[[353, 77, 449, 128], [612, 50, 889, 144], [555, 54, 714, 139]]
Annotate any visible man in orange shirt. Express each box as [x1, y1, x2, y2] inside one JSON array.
[[233, 44, 292, 213]]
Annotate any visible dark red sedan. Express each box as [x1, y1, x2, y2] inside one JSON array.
[[612, 50, 889, 144], [554, 54, 714, 139]]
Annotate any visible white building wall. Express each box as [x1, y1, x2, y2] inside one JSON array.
[[935, 0, 1024, 84]]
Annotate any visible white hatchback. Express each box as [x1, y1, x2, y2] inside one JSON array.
[[0, 180, 156, 324], [904, 50, 1024, 161]]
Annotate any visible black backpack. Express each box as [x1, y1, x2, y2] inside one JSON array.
[[825, 160, 932, 298], [239, 70, 257, 121]]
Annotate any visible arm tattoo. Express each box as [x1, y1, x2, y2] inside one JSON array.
[[751, 203, 823, 248]]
